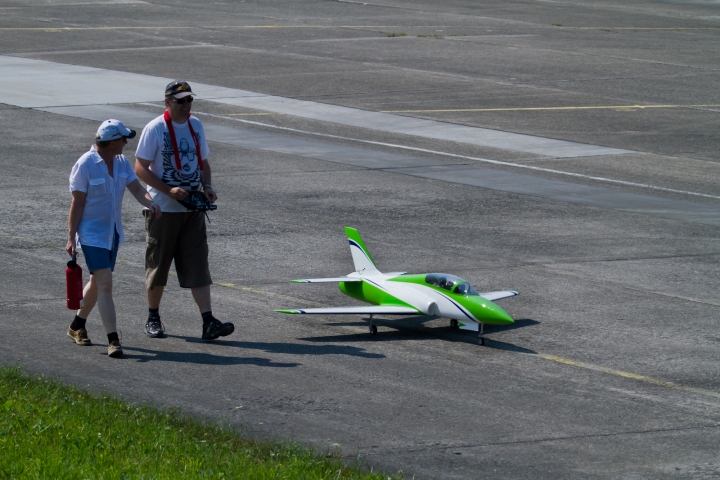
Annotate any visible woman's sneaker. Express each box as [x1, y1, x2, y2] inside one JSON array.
[[108, 340, 123, 358], [67, 327, 91, 346], [202, 318, 234, 341]]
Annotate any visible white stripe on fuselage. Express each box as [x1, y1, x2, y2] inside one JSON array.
[[361, 275, 478, 323]]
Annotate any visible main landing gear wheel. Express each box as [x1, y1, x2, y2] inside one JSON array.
[[478, 323, 485, 346], [478, 336, 485, 346], [450, 319, 459, 329]]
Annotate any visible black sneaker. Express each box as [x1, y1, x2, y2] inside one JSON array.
[[202, 318, 234, 341], [145, 317, 165, 338]]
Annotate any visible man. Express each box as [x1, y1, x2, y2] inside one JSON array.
[[134, 80, 234, 340], [67, 119, 162, 357]]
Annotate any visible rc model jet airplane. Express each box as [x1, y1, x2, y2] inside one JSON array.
[[277, 227, 518, 344]]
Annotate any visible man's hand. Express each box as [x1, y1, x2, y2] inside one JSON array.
[[135, 159, 189, 203], [204, 186, 218, 203], [169, 187, 189, 201], [148, 202, 162, 219]]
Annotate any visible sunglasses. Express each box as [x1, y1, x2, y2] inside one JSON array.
[[171, 96, 194, 105]]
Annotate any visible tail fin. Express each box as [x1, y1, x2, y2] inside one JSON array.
[[345, 227, 379, 274]]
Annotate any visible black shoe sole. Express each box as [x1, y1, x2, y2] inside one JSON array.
[[220, 323, 234, 337], [202, 323, 234, 341], [145, 331, 165, 338]]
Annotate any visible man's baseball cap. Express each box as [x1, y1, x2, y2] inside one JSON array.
[[96, 119, 136, 141], [165, 80, 196, 99]]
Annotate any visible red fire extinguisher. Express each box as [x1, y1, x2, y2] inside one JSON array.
[[66, 254, 84, 310]]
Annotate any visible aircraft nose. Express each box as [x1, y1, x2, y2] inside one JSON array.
[[478, 300, 514, 325]]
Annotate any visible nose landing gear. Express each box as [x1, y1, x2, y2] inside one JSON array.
[[368, 314, 377, 335]]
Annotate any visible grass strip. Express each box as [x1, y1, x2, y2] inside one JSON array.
[[0, 365, 398, 479]]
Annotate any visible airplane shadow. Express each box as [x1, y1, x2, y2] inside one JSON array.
[[304, 316, 540, 354], [483, 318, 541, 333], [166, 335, 386, 359], [480, 337, 537, 354]]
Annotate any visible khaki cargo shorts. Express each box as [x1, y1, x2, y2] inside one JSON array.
[[144, 210, 212, 289]]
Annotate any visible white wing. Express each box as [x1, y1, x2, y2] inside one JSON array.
[[277, 306, 420, 315], [479, 290, 519, 301], [291, 277, 362, 283]]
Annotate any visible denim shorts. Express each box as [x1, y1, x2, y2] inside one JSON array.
[[81, 229, 120, 273]]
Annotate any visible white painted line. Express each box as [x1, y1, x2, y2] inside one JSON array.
[[210, 95, 635, 158], [188, 108, 720, 201], [36, 104, 720, 227], [1, 55, 633, 158]]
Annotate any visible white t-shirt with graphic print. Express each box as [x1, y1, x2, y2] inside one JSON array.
[[135, 113, 211, 213]]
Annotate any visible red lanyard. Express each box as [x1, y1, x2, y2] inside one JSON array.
[[164, 110, 204, 171]]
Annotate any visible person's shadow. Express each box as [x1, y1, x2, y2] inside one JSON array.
[[120, 345, 301, 367], [171, 335, 384, 359]]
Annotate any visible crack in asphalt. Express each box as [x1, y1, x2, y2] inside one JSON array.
[[360, 423, 720, 456]]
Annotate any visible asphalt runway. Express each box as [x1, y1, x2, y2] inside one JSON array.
[[1, 1, 719, 478]]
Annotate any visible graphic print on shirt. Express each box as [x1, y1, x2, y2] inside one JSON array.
[[178, 138, 196, 172], [161, 132, 200, 191]]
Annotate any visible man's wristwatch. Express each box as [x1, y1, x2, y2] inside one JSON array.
[[204, 184, 213, 190]]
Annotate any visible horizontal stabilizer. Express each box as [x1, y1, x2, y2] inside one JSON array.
[[291, 276, 362, 283], [480, 290, 519, 301], [276, 306, 420, 315]]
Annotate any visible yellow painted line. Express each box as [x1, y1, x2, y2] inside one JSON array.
[[381, 104, 720, 113], [566, 27, 720, 31], [541, 354, 720, 400], [3, 231, 719, 400], [0, 232, 60, 250], [0, 233, 322, 306], [214, 282, 325, 308]]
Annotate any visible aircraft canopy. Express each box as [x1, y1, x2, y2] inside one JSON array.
[[424, 273, 479, 296]]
